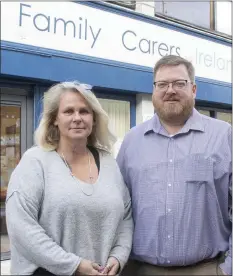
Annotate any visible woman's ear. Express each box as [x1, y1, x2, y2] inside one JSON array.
[[54, 120, 58, 126]]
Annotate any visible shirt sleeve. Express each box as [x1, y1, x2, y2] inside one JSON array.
[[220, 175, 232, 276], [109, 166, 134, 271], [6, 153, 81, 275], [219, 126, 232, 276]]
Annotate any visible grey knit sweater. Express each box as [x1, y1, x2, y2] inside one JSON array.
[[6, 146, 133, 275]]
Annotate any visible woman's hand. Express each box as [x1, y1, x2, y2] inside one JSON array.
[[76, 259, 102, 275], [101, 257, 120, 275]]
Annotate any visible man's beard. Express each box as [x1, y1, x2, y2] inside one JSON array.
[[154, 97, 194, 124]]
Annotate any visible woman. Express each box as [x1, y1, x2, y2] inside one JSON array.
[[6, 81, 133, 275]]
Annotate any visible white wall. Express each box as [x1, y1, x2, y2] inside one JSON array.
[[136, 93, 154, 125], [136, 1, 154, 17]]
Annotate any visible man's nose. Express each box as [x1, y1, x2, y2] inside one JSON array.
[[166, 83, 176, 94]]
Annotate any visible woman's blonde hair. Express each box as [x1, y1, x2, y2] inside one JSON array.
[[34, 81, 117, 152]]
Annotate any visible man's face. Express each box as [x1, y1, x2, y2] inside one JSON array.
[[152, 64, 196, 123]]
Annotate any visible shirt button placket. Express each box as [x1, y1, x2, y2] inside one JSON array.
[[166, 137, 175, 261]]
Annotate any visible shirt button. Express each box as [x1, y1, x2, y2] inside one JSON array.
[[169, 159, 173, 163], [167, 260, 171, 263], [168, 235, 171, 239], [168, 183, 172, 187], [168, 208, 171, 212]]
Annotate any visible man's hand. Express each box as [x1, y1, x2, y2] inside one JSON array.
[[76, 259, 102, 275], [101, 257, 120, 275]]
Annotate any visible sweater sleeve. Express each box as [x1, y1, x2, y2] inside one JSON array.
[[109, 166, 133, 271], [6, 151, 81, 275]]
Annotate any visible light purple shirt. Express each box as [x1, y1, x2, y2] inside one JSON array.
[[117, 109, 232, 275]]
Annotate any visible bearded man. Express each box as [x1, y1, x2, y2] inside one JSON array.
[[117, 55, 232, 276]]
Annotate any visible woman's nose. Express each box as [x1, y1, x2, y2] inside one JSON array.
[[73, 112, 81, 122]]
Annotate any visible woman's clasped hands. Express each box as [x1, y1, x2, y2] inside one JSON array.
[[76, 257, 120, 275]]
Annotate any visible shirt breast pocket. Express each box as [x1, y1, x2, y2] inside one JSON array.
[[184, 155, 213, 184]]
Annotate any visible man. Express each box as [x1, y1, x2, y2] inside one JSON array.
[[117, 55, 232, 275]]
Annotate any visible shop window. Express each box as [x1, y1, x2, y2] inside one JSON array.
[[154, 1, 211, 29], [98, 98, 130, 157], [1, 88, 33, 262], [196, 109, 210, 117], [1, 106, 21, 259], [217, 111, 232, 124]]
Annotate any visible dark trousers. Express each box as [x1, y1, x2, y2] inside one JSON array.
[[121, 255, 225, 276], [32, 268, 56, 276]]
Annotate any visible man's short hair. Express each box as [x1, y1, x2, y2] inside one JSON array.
[[154, 55, 195, 83]]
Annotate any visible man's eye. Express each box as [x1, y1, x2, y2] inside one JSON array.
[[176, 81, 186, 86], [158, 83, 167, 88]]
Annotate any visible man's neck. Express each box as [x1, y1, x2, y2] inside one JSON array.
[[162, 122, 184, 135]]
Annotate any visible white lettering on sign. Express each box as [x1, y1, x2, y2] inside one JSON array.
[[1, 2, 231, 83]]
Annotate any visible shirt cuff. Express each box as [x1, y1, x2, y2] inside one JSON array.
[[219, 256, 232, 276]]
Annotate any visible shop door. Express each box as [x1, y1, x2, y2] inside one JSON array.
[[0, 94, 28, 260]]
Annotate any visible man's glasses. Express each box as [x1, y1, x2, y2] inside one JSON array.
[[153, 80, 192, 92]]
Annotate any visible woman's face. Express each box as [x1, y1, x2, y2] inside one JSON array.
[[54, 90, 94, 144]]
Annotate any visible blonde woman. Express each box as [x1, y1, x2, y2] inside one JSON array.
[[6, 81, 133, 276]]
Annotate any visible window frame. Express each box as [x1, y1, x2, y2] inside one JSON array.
[[106, 0, 136, 10]]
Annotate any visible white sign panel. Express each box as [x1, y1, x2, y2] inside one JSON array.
[[1, 2, 232, 83]]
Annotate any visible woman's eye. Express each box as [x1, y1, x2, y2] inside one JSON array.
[[64, 109, 73, 114], [80, 109, 89, 114]]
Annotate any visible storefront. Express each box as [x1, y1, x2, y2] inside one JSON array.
[[0, 1, 232, 262]]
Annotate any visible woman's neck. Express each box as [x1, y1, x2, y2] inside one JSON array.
[[57, 139, 88, 163]]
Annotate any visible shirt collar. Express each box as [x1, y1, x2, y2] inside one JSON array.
[[144, 108, 205, 136]]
